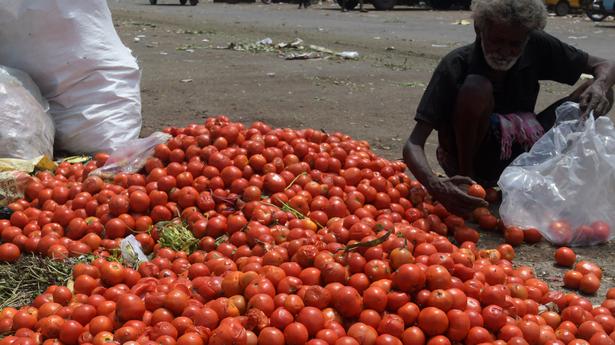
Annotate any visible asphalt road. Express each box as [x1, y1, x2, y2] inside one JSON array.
[[109, 0, 615, 57]]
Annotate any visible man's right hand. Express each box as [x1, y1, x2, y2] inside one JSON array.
[[429, 175, 489, 217]]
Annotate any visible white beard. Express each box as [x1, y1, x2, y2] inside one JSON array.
[[481, 39, 520, 71]]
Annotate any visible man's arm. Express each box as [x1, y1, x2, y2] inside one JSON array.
[[403, 121, 439, 190], [403, 121, 487, 217], [580, 55, 615, 116]]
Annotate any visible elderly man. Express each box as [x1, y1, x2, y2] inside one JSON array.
[[403, 0, 615, 216]]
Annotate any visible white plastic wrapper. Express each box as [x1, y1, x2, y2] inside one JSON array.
[[0, 0, 142, 154], [0, 66, 54, 159], [120, 235, 149, 269], [91, 132, 171, 179], [499, 102, 615, 246]]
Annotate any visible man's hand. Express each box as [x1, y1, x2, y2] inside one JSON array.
[[429, 175, 489, 218], [579, 81, 611, 118]]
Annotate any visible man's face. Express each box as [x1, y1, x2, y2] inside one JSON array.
[[478, 22, 530, 71]]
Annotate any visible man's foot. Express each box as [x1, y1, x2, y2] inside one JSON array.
[[359, 8, 368, 12], [341, 8, 348, 11]]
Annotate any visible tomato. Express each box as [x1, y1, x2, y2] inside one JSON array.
[[426, 265, 452, 290], [362, 286, 387, 313], [347, 322, 378, 345], [446, 309, 471, 341], [467, 184, 486, 199], [418, 307, 449, 336], [37, 315, 65, 339], [377, 314, 405, 339], [591, 221, 611, 242], [554, 247, 576, 267], [116, 293, 146, 322], [177, 332, 205, 345], [0, 243, 20, 262], [165, 289, 190, 315], [575, 260, 603, 279], [270, 307, 294, 330], [296, 307, 325, 337], [523, 228, 543, 243], [579, 273, 601, 295], [503, 227, 524, 246], [482, 304, 507, 332], [104, 218, 128, 239], [258, 327, 286, 345], [392, 264, 425, 293], [58, 320, 84, 345], [333, 287, 363, 318], [401, 326, 425, 345], [564, 270, 583, 289]]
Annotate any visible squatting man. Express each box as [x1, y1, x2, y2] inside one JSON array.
[[403, 0, 615, 216]]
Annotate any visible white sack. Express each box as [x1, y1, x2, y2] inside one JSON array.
[[0, 0, 142, 154]]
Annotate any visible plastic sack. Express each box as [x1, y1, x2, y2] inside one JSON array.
[[0, 65, 55, 160], [0, 0, 142, 154], [499, 102, 615, 246], [90, 132, 171, 179]]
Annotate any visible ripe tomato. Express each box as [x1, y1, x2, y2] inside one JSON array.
[[0, 243, 20, 262], [116, 293, 146, 322], [554, 247, 576, 267], [467, 184, 486, 199], [579, 273, 601, 295], [418, 307, 449, 336], [284, 322, 309, 345], [99, 260, 124, 286], [333, 286, 363, 318]]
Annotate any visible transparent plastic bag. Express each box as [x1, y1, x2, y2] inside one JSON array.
[[90, 132, 171, 179], [0, 65, 54, 160], [499, 102, 615, 246]]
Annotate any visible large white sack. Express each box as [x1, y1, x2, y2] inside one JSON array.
[[0, 0, 142, 154]]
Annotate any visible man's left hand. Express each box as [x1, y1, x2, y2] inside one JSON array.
[[579, 81, 611, 118]]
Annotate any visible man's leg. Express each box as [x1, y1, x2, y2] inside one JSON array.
[[450, 74, 494, 178]]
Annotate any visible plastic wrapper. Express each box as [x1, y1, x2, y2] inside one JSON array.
[[0, 66, 54, 160], [0, 0, 142, 154], [0, 171, 33, 207], [499, 102, 615, 246], [120, 235, 149, 269], [90, 132, 171, 179]]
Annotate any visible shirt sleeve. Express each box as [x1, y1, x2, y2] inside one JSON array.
[[535, 31, 589, 85], [415, 57, 460, 130]]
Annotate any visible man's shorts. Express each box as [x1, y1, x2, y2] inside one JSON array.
[[437, 110, 555, 187]]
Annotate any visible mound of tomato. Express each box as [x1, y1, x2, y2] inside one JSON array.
[[0, 115, 613, 345]]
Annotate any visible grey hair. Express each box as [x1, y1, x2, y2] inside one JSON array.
[[472, 0, 548, 31]]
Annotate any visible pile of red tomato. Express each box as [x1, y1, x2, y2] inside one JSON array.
[[1, 116, 615, 345]]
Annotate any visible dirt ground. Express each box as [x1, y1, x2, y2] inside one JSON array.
[[108, 0, 615, 302]]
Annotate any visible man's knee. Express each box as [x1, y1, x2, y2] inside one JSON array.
[[455, 74, 494, 120]]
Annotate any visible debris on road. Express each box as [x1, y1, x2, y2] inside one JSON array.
[[336, 51, 360, 59], [399, 81, 426, 89], [219, 37, 359, 61], [451, 19, 472, 25]]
